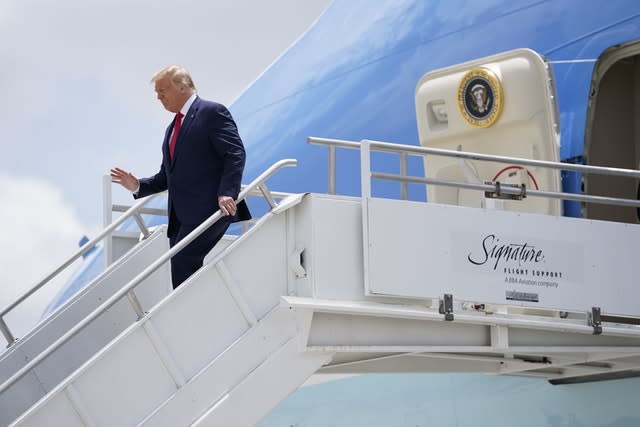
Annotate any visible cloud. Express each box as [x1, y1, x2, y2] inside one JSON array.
[[0, 0, 332, 230], [0, 172, 89, 341]]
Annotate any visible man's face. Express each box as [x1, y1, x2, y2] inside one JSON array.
[[155, 77, 186, 113]]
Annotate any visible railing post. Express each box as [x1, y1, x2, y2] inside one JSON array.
[[0, 317, 15, 347], [126, 290, 146, 319], [361, 140, 372, 295], [103, 175, 113, 267], [328, 144, 337, 195], [400, 151, 408, 200], [133, 212, 151, 239], [259, 183, 278, 209], [361, 140, 372, 199]]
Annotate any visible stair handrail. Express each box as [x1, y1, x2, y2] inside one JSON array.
[[308, 136, 640, 177], [0, 158, 297, 395], [0, 193, 163, 347], [307, 136, 640, 209]]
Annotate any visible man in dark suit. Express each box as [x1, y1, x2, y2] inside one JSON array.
[[111, 65, 250, 288]]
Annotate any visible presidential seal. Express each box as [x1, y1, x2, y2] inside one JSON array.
[[457, 67, 504, 128]]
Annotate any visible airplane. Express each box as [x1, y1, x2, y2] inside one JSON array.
[[2, 0, 640, 426]]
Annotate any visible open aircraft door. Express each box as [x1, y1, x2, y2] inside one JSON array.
[[415, 48, 562, 215]]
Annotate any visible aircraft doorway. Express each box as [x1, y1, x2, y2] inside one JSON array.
[[585, 42, 640, 223]]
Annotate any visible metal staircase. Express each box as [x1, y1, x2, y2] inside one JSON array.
[[9, 190, 331, 426], [0, 159, 303, 426], [2, 138, 640, 426], [0, 225, 170, 426]]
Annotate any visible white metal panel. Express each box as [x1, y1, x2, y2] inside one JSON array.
[[308, 312, 488, 347], [320, 353, 506, 374], [149, 266, 251, 380], [0, 347, 42, 393], [112, 233, 140, 264], [66, 327, 176, 426], [139, 307, 301, 426], [222, 213, 289, 319], [0, 371, 44, 424], [365, 197, 640, 316], [309, 196, 366, 301], [191, 337, 332, 427], [291, 194, 316, 298], [13, 392, 84, 427], [11, 324, 177, 426], [31, 295, 141, 381], [204, 234, 236, 259]]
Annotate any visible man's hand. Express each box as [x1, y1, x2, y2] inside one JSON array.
[[110, 167, 139, 192], [218, 195, 237, 216]]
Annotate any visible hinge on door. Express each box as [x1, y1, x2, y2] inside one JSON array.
[[439, 294, 454, 321], [589, 306, 602, 335]]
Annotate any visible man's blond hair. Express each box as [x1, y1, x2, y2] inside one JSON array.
[[151, 65, 196, 92]]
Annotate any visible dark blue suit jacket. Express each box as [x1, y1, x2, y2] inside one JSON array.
[[136, 97, 251, 231]]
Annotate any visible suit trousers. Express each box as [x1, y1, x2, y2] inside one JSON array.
[[168, 209, 231, 289]]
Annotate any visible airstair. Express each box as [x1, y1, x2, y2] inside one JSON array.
[[2, 48, 640, 426], [2, 143, 640, 426]]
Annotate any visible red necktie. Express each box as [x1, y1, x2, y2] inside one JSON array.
[[169, 112, 184, 160]]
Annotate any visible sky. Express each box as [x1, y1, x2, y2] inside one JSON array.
[[0, 0, 332, 340]]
